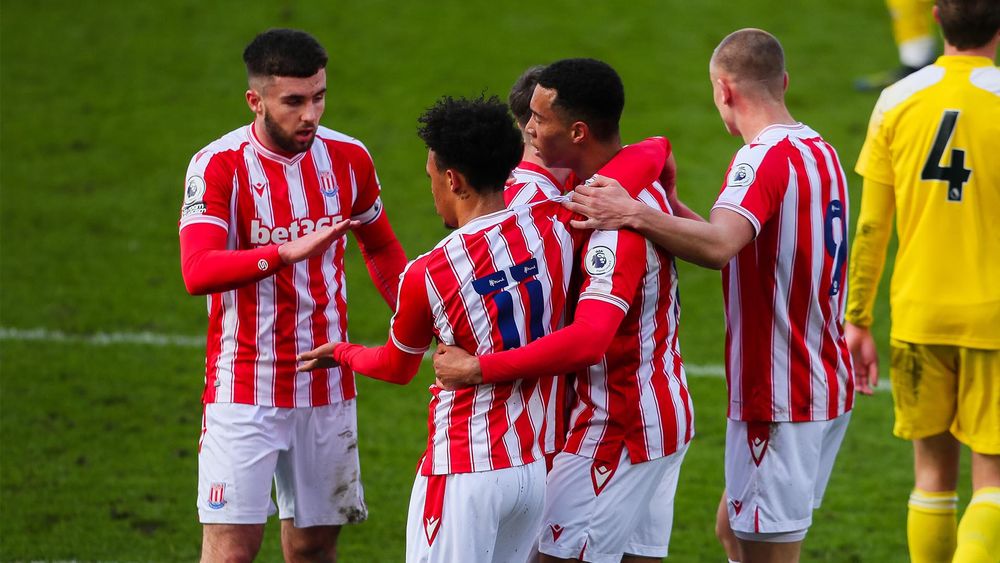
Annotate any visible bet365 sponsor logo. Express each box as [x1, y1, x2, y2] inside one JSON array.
[[250, 215, 342, 245]]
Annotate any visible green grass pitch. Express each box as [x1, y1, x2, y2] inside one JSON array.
[[0, 0, 977, 560]]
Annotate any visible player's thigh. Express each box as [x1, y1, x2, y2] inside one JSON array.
[[406, 464, 542, 563], [889, 339, 957, 440], [274, 399, 367, 528], [724, 419, 826, 535], [540, 450, 669, 563], [953, 347, 1000, 455], [198, 403, 288, 524], [811, 412, 851, 509], [623, 443, 690, 560], [492, 461, 546, 562]]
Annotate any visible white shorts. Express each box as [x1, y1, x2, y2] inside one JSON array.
[[539, 445, 689, 563], [197, 401, 367, 527], [405, 460, 545, 563], [724, 413, 851, 538]]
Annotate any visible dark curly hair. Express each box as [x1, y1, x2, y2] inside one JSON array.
[[537, 58, 624, 142], [243, 29, 328, 79], [417, 95, 523, 193]]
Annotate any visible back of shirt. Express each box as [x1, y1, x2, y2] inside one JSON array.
[[714, 124, 855, 423], [389, 200, 587, 475], [855, 56, 1000, 349]]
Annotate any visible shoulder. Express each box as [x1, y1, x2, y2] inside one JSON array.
[[872, 65, 945, 121], [316, 126, 375, 162], [187, 126, 249, 175], [970, 66, 1000, 96]]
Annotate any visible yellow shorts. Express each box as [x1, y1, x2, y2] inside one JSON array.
[[890, 339, 1000, 454]]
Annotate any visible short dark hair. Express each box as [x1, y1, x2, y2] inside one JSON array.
[[243, 29, 328, 79], [712, 29, 785, 99], [417, 95, 523, 193], [537, 58, 624, 142], [509, 65, 545, 128], [937, 0, 1000, 50]]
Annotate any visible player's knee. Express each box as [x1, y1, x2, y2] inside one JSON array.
[[201, 525, 263, 563], [284, 526, 340, 563]]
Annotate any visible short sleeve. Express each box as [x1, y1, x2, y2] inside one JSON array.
[[179, 150, 235, 233], [388, 256, 434, 355], [577, 229, 647, 313], [712, 144, 788, 236]]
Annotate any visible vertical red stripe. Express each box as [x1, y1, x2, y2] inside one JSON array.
[[298, 155, 333, 406]]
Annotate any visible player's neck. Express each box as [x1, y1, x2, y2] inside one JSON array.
[[455, 192, 506, 228], [521, 147, 572, 185], [574, 139, 622, 181], [252, 119, 301, 158], [942, 38, 999, 61], [738, 103, 797, 144]]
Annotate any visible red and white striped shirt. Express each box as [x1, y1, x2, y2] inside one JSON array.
[[503, 161, 572, 207], [713, 123, 854, 422], [562, 181, 695, 465], [389, 201, 589, 475], [180, 125, 387, 407]]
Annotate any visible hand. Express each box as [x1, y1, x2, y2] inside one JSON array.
[[297, 342, 339, 372], [278, 219, 360, 265], [562, 175, 642, 230], [432, 344, 482, 390], [845, 323, 878, 395]]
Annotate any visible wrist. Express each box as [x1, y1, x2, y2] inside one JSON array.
[[625, 199, 648, 231]]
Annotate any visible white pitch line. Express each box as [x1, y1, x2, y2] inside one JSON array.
[[1, 326, 887, 391]]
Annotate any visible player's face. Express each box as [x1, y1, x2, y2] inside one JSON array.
[[426, 150, 458, 229], [251, 69, 327, 154], [525, 85, 575, 168]]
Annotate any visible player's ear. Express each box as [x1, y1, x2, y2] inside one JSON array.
[[445, 169, 462, 194], [932, 4, 940, 25], [782, 72, 789, 94], [716, 77, 733, 106], [246, 89, 263, 115], [569, 120, 588, 144]]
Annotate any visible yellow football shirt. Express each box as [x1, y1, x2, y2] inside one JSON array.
[[853, 55, 1000, 349]]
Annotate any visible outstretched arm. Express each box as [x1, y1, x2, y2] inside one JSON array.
[[298, 340, 424, 385], [564, 177, 753, 269], [180, 220, 358, 295]]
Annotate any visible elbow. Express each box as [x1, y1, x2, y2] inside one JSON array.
[[578, 348, 606, 367], [182, 275, 211, 296], [702, 253, 729, 270]]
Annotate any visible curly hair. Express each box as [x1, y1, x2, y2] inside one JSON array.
[[537, 58, 624, 142], [243, 29, 328, 79], [417, 95, 523, 193]]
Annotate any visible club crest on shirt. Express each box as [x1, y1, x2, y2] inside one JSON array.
[[585, 246, 615, 276], [207, 482, 227, 509], [319, 170, 338, 197], [728, 163, 755, 188], [184, 175, 207, 205]]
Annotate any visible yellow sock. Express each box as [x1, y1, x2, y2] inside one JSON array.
[[954, 487, 1000, 563], [907, 488, 958, 563]]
